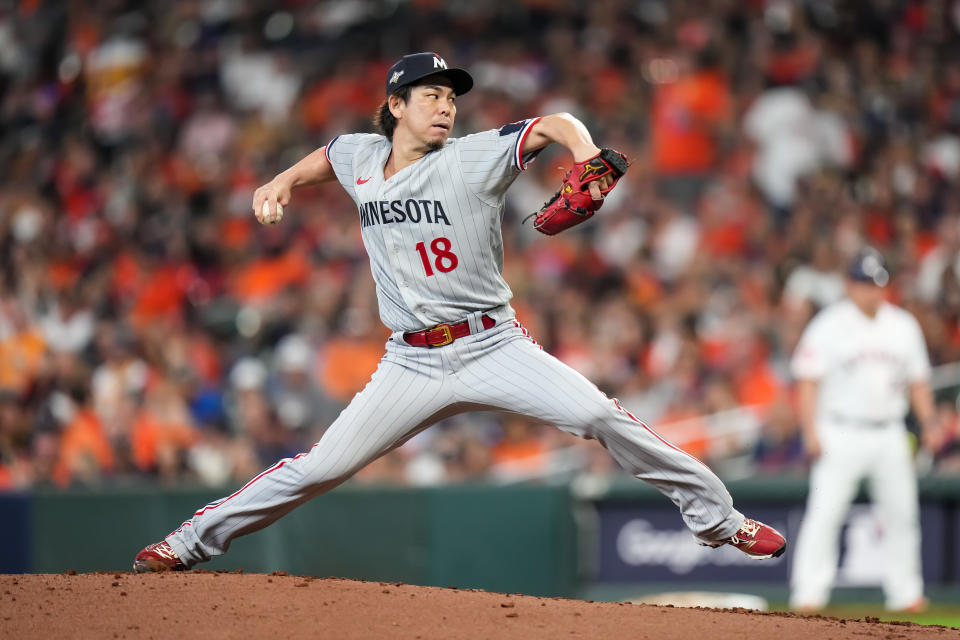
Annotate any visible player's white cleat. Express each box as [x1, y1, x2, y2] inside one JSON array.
[[697, 518, 787, 559], [133, 540, 186, 572]]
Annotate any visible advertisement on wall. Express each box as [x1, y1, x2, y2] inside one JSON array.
[[595, 504, 791, 582], [593, 501, 948, 585]]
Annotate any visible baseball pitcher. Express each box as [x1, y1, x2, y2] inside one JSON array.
[[134, 52, 785, 573]]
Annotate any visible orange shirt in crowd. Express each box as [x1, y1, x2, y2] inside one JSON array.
[[651, 70, 731, 175], [131, 410, 198, 472], [131, 264, 191, 327], [491, 439, 549, 474], [230, 249, 311, 305], [319, 337, 385, 403], [300, 75, 377, 132], [735, 362, 783, 411], [0, 328, 46, 395], [55, 407, 115, 486]]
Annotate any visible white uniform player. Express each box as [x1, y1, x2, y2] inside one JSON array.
[[134, 52, 786, 573], [789, 248, 934, 611]]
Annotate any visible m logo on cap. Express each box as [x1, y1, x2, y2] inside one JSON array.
[[433, 55, 447, 69], [390, 70, 404, 85]]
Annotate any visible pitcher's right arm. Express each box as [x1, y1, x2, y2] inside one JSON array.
[[253, 144, 338, 224]]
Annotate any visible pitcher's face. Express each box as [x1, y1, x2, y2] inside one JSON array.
[[393, 75, 457, 151]]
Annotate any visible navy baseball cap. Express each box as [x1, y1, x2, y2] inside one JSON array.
[[385, 52, 473, 97], [848, 247, 890, 287]]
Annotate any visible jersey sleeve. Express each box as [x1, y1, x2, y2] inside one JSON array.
[[790, 313, 830, 381], [324, 133, 379, 201], [904, 314, 932, 383], [455, 118, 544, 204]]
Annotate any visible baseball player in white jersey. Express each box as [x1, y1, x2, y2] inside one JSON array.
[[789, 247, 934, 611], [134, 52, 785, 573]]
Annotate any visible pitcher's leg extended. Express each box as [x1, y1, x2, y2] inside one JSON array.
[[455, 326, 777, 552], [138, 345, 452, 570]]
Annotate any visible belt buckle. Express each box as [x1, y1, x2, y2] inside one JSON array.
[[429, 323, 454, 347]]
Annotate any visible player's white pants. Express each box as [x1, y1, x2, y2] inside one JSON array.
[[789, 421, 923, 610], [167, 321, 744, 567]]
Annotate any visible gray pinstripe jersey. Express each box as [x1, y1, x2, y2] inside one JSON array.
[[325, 118, 542, 332]]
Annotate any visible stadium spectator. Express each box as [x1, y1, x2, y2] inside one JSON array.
[[650, 46, 733, 209]]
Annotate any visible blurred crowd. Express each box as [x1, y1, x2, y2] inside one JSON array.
[[3, 0, 960, 490]]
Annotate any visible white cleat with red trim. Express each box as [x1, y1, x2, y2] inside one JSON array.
[[697, 518, 787, 560], [133, 540, 186, 572]]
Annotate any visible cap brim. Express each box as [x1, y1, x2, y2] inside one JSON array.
[[438, 68, 473, 96], [392, 68, 474, 96], [848, 271, 889, 287]]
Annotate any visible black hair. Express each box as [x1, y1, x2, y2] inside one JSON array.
[[373, 85, 412, 141]]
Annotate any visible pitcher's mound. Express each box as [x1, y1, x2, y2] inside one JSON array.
[[0, 573, 952, 639]]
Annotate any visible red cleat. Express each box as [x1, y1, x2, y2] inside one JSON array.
[[133, 541, 186, 573], [699, 518, 787, 560]]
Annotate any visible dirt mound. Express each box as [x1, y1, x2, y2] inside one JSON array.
[[0, 573, 953, 639]]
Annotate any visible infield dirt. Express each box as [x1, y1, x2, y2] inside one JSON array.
[[0, 573, 955, 639]]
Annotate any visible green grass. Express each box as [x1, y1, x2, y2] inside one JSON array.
[[580, 583, 960, 629], [769, 604, 960, 629]]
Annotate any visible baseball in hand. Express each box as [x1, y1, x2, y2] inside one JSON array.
[[261, 201, 283, 225]]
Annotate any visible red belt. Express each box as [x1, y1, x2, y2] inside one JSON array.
[[404, 315, 496, 347]]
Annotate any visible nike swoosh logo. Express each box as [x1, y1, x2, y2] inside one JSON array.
[[357, 176, 372, 184]]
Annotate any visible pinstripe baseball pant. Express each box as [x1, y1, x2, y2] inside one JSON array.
[[166, 321, 744, 566]]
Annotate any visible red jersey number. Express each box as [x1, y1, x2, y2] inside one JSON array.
[[415, 237, 459, 276]]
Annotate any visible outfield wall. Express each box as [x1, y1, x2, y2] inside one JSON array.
[[583, 476, 960, 591], [0, 484, 578, 596], [1, 477, 958, 597]]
